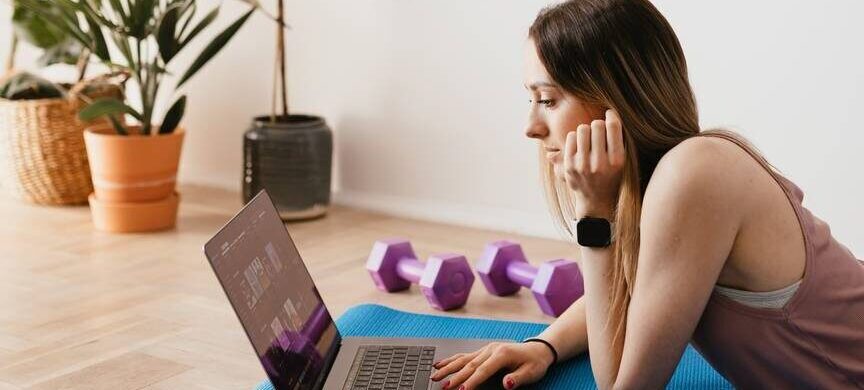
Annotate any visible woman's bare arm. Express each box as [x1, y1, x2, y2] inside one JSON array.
[[536, 296, 588, 362], [583, 137, 743, 389]]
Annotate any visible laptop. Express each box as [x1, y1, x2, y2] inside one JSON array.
[[204, 190, 507, 390]]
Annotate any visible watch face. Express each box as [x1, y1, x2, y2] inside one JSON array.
[[577, 217, 612, 247]]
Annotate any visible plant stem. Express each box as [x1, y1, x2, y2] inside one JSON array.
[[135, 37, 146, 135], [277, 0, 288, 118], [6, 33, 18, 73], [149, 56, 162, 134], [76, 49, 92, 82], [270, 36, 278, 123]]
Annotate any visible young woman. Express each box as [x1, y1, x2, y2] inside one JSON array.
[[429, 1, 864, 389]]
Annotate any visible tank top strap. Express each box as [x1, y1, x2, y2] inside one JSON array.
[[696, 130, 804, 203]]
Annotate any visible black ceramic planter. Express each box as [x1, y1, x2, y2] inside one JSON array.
[[243, 114, 333, 220]]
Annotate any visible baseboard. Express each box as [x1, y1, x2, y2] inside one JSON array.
[[332, 189, 566, 241]]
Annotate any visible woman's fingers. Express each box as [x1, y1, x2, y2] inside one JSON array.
[[430, 352, 476, 381], [458, 350, 515, 390], [558, 109, 625, 210], [503, 363, 544, 389], [433, 353, 464, 370], [441, 348, 495, 389], [575, 124, 591, 173], [605, 109, 625, 167], [590, 119, 608, 171], [563, 130, 578, 177], [431, 342, 552, 390]]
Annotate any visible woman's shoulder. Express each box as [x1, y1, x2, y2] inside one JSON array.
[[645, 131, 765, 218], [660, 131, 749, 170], [654, 130, 767, 182], [652, 133, 746, 187]]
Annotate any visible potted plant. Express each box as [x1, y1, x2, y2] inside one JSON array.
[[242, 0, 333, 220], [0, 1, 122, 205], [17, 0, 259, 232]]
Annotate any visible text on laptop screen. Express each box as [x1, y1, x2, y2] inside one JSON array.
[[205, 192, 339, 390]]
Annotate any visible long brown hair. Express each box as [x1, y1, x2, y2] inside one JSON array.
[[529, 0, 700, 363]]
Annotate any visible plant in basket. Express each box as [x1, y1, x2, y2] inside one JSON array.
[[0, 0, 124, 205], [15, 0, 261, 232]]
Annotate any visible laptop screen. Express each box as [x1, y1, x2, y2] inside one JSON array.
[[204, 191, 340, 390]]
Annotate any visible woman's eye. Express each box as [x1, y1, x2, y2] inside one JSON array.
[[528, 99, 555, 107]]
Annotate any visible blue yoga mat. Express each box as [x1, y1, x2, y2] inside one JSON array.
[[255, 304, 731, 389]]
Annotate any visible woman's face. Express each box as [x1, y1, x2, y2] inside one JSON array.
[[523, 40, 605, 168]]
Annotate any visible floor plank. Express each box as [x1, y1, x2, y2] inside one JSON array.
[[0, 184, 578, 389]]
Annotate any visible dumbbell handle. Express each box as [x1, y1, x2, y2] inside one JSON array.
[[506, 261, 538, 288], [395, 257, 425, 284]]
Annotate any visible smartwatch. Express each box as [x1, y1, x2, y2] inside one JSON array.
[[575, 217, 614, 248]]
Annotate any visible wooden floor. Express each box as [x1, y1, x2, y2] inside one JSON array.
[[0, 185, 577, 389]]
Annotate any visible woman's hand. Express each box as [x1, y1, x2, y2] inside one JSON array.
[[558, 109, 626, 218], [430, 341, 555, 389]]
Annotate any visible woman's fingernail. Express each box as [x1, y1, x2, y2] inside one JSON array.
[[433, 361, 440, 368], [506, 377, 515, 389], [442, 380, 450, 389], [458, 385, 465, 390]]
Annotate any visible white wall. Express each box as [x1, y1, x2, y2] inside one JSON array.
[[1, 1, 861, 255]]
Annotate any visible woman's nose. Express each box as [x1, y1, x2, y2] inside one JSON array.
[[525, 121, 548, 139]]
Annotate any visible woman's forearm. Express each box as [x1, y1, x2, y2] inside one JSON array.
[[537, 295, 588, 362], [579, 245, 621, 390]]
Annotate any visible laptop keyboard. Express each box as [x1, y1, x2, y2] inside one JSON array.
[[343, 345, 436, 390]]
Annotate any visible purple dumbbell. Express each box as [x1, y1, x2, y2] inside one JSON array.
[[476, 240, 584, 317], [366, 238, 475, 311], [263, 303, 331, 388]]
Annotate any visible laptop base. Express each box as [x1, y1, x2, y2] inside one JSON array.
[[324, 337, 507, 390]]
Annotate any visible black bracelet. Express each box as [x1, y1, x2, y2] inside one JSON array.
[[522, 337, 558, 364]]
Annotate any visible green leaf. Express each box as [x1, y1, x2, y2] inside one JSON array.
[[71, 0, 117, 31], [85, 15, 110, 62], [12, 3, 66, 48], [235, 0, 261, 8], [129, 0, 157, 39], [0, 71, 66, 100], [178, 6, 218, 52], [177, 2, 197, 38], [157, 3, 183, 63], [159, 95, 186, 134], [106, 0, 129, 26], [13, 0, 93, 52], [111, 31, 135, 68], [35, 39, 83, 66], [78, 97, 143, 122], [177, 8, 254, 87], [108, 115, 128, 135]]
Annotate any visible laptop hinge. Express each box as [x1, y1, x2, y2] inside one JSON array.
[[312, 335, 342, 390]]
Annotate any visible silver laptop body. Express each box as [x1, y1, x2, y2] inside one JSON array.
[[203, 190, 504, 390]]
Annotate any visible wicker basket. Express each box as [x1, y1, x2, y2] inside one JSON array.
[[0, 84, 121, 205]]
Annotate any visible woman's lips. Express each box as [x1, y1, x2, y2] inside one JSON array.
[[546, 150, 561, 161]]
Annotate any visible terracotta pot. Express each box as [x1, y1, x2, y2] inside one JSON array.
[[84, 125, 184, 202], [88, 192, 179, 233]]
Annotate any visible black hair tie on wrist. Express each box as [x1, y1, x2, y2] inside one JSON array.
[[522, 337, 558, 364]]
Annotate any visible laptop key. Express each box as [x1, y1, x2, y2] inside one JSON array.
[[414, 372, 430, 390], [348, 346, 435, 389]]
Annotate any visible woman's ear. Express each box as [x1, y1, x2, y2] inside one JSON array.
[[591, 103, 609, 120]]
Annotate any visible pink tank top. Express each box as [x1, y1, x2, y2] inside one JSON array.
[[690, 132, 864, 388]]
